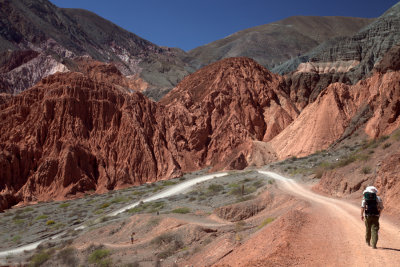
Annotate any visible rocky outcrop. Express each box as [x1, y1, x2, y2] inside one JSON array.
[[274, 2, 400, 109]]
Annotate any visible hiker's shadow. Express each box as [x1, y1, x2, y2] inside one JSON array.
[[380, 247, 400, 252]]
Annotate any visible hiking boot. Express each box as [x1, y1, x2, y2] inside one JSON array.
[[366, 241, 370, 246], [372, 246, 377, 249]]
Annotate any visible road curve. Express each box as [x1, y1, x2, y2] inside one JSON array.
[[258, 170, 400, 266]]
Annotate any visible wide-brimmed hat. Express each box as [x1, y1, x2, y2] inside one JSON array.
[[363, 186, 378, 194]]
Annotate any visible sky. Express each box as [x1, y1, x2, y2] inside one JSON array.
[[50, 0, 399, 51]]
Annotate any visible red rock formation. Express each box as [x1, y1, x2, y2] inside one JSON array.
[[270, 71, 400, 159], [0, 72, 181, 211], [161, 57, 298, 169], [0, 57, 298, 210]]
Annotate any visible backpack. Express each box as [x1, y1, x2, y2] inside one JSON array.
[[364, 192, 379, 216]]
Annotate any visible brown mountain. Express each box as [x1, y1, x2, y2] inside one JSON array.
[[188, 16, 373, 70]]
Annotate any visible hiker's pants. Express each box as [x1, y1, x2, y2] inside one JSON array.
[[365, 215, 380, 247]]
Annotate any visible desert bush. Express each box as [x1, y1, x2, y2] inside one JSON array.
[[382, 142, 392, 149], [59, 203, 70, 208], [258, 217, 275, 229], [171, 207, 190, 214], [35, 214, 48, 220], [361, 166, 372, 174], [57, 247, 78, 266], [29, 251, 50, 267], [88, 248, 112, 266], [12, 235, 21, 243], [111, 196, 129, 204], [253, 180, 264, 187], [46, 220, 55, 226], [23, 207, 34, 212], [208, 184, 224, 193], [151, 233, 183, 259], [162, 180, 177, 186]]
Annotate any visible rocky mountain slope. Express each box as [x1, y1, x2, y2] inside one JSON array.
[[0, 57, 296, 211], [188, 16, 373, 70], [0, 0, 192, 97]]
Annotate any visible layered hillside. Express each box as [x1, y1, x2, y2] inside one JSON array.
[[188, 16, 373, 70], [270, 69, 400, 159], [276, 2, 400, 109], [0, 0, 192, 96]]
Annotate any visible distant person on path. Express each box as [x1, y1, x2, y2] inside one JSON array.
[[131, 232, 135, 244], [361, 186, 384, 249]]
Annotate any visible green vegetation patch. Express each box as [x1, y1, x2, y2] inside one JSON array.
[[29, 251, 50, 267], [88, 248, 112, 266], [171, 207, 190, 214], [35, 214, 48, 220], [127, 201, 165, 214], [258, 217, 275, 229], [58, 203, 70, 208], [46, 220, 56, 226]]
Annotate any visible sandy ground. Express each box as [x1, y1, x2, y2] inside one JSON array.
[[257, 171, 400, 267]]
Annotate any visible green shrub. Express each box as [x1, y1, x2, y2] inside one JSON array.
[[12, 235, 21, 243], [59, 203, 70, 208], [46, 220, 56, 226], [111, 196, 129, 204], [88, 249, 111, 266], [258, 218, 275, 229], [253, 180, 264, 187], [13, 219, 25, 225], [30, 251, 50, 267], [171, 207, 190, 214], [162, 180, 177, 186], [57, 247, 78, 266], [35, 214, 48, 220], [98, 203, 110, 209], [208, 184, 224, 193], [361, 166, 372, 174], [382, 143, 392, 149], [132, 191, 145, 196], [151, 233, 183, 259]]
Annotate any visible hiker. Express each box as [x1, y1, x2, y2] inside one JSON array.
[[361, 186, 384, 249], [130, 232, 135, 244]]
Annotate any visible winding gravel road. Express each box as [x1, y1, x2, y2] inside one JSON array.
[[258, 171, 400, 266], [0, 172, 228, 262]]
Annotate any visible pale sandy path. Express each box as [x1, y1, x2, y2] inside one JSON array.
[[259, 171, 400, 267]]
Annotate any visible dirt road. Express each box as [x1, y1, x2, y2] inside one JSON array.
[[259, 171, 400, 266]]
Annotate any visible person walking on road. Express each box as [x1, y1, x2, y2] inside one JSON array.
[[361, 186, 384, 249]]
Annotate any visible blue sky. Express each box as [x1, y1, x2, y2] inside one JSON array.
[[50, 0, 399, 51]]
